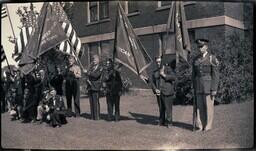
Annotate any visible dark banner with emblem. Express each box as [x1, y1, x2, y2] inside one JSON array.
[[114, 3, 152, 82], [19, 2, 67, 74]]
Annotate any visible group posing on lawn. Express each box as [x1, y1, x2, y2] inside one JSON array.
[[1, 38, 219, 132]]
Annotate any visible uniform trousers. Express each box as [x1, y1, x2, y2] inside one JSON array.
[[159, 94, 174, 124], [196, 94, 214, 130], [88, 90, 100, 120], [106, 93, 120, 120], [65, 78, 80, 115]]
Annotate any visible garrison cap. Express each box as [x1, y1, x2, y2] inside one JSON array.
[[195, 39, 209, 47]]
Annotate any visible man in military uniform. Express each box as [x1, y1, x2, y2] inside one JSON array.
[[158, 57, 177, 128], [151, 56, 162, 125], [86, 55, 103, 120], [192, 39, 220, 132], [65, 55, 82, 117], [103, 59, 123, 121]]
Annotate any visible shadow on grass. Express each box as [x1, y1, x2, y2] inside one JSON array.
[[80, 112, 133, 121], [129, 112, 159, 125], [129, 112, 193, 131]]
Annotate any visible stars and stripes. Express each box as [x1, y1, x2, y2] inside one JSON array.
[[1, 6, 7, 19], [12, 26, 33, 62], [1, 45, 7, 62], [51, 2, 82, 57]]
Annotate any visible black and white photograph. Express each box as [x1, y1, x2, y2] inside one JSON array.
[[1, 1, 254, 150]]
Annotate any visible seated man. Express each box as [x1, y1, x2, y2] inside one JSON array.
[[7, 88, 22, 120], [36, 89, 51, 124], [46, 88, 67, 128]]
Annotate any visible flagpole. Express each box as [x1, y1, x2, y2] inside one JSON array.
[[67, 40, 86, 72], [5, 4, 16, 38], [112, 2, 119, 66], [4, 51, 13, 75]]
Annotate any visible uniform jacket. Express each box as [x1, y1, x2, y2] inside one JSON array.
[[87, 64, 103, 91], [192, 53, 220, 94], [104, 68, 123, 95], [48, 95, 65, 112], [159, 66, 177, 96]]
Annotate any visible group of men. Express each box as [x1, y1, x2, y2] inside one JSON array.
[[1, 38, 219, 131], [151, 39, 220, 131], [1, 53, 123, 126]]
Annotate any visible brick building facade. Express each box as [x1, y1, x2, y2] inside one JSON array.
[[69, 1, 253, 88]]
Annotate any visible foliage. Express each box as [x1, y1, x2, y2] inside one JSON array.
[[175, 32, 253, 105]]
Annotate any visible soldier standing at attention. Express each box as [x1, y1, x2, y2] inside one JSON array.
[[192, 39, 220, 132], [65, 56, 82, 117], [86, 55, 103, 120], [151, 56, 163, 125]]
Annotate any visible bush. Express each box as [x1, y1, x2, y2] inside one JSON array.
[[175, 32, 253, 104]]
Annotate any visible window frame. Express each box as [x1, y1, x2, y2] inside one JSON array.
[[156, 1, 196, 11], [87, 1, 110, 24]]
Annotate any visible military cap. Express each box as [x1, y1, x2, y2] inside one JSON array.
[[195, 39, 209, 47]]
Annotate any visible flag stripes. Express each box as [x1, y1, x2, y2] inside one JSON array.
[[1, 46, 6, 62], [60, 19, 82, 56], [1, 6, 7, 18], [12, 26, 33, 62], [51, 2, 82, 56]]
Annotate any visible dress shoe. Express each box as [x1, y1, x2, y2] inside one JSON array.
[[194, 128, 203, 132]]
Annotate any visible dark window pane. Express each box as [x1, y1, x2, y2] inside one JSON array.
[[161, 1, 172, 7], [89, 2, 98, 22], [128, 1, 138, 13], [99, 1, 109, 19]]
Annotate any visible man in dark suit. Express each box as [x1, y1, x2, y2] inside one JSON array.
[[192, 39, 220, 132], [151, 56, 162, 125], [103, 59, 123, 122], [158, 57, 177, 128], [50, 66, 64, 96], [86, 55, 103, 120], [65, 56, 81, 117]]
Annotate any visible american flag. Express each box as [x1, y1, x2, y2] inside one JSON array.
[[51, 2, 83, 58], [12, 26, 33, 62], [1, 45, 7, 62], [1, 5, 7, 19]]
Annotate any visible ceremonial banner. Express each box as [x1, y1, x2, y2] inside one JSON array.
[[166, 1, 191, 62], [114, 3, 152, 83], [19, 2, 67, 74]]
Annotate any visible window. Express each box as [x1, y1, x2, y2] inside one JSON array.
[[122, 1, 140, 15], [157, 1, 196, 8], [88, 41, 113, 63], [88, 1, 109, 23], [127, 1, 139, 14], [160, 1, 172, 7], [89, 2, 98, 22], [99, 1, 109, 20]]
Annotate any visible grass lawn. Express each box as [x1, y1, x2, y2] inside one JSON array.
[[1, 95, 254, 150]]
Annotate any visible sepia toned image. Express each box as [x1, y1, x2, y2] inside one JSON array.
[[1, 1, 254, 150]]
